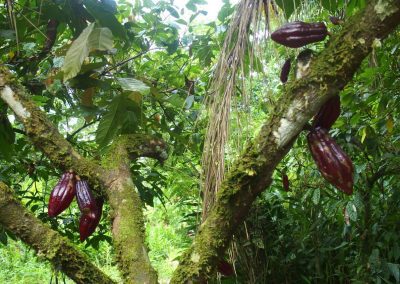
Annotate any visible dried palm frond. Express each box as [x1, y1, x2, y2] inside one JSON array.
[[201, 0, 271, 221]]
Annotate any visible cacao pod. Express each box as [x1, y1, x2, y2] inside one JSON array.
[[48, 171, 76, 217], [329, 16, 343, 25], [217, 259, 234, 277], [76, 179, 103, 241], [312, 95, 341, 130], [280, 58, 291, 83], [79, 202, 103, 242], [271, 21, 328, 48], [282, 174, 290, 192], [307, 127, 354, 195]]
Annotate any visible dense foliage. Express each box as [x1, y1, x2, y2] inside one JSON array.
[[0, 0, 399, 283]]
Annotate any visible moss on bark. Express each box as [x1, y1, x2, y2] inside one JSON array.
[[103, 138, 159, 283]]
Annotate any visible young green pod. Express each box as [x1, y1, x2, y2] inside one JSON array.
[[307, 127, 354, 195], [48, 171, 76, 217], [271, 21, 328, 48]]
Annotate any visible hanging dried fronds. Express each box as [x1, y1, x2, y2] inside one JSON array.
[[201, 0, 270, 220]]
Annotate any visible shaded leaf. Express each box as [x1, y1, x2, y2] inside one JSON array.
[[96, 95, 127, 147]]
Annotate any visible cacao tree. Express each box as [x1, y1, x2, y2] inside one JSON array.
[[0, 0, 399, 283]]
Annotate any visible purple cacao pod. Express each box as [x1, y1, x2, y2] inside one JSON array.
[[312, 95, 341, 130], [76, 179, 103, 241], [280, 58, 291, 83], [307, 127, 354, 195], [48, 171, 76, 217], [271, 21, 328, 48], [282, 174, 290, 192]]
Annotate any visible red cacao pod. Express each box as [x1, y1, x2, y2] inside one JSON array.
[[76, 179, 103, 241], [280, 58, 291, 83], [307, 127, 354, 195], [217, 259, 234, 277], [48, 171, 76, 217], [271, 21, 328, 48], [312, 95, 341, 130], [282, 174, 290, 192]]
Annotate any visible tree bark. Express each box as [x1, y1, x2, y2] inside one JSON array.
[[102, 136, 167, 283], [171, 0, 400, 282], [0, 182, 115, 284]]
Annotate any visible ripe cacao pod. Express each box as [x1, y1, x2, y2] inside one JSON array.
[[307, 127, 354, 195], [48, 171, 76, 217], [312, 95, 341, 130], [271, 21, 328, 48], [76, 179, 103, 241], [282, 174, 290, 192], [280, 58, 291, 83], [217, 259, 234, 277]]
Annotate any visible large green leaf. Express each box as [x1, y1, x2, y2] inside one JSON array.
[[96, 95, 128, 148], [116, 78, 150, 95], [88, 27, 114, 51], [62, 24, 113, 81], [62, 23, 95, 81], [84, 0, 127, 40]]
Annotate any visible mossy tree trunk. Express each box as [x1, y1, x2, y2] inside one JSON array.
[[171, 0, 400, 282]]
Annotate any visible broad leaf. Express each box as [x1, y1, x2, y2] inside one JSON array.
[[116, 78, 150, 95], [96, 95, 127, 148], [88, 27, 114, 51], [84, 0, 127, 40], [62, 23, 95, 81]]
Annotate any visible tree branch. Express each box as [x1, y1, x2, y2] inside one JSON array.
[[102, 135, 167, 283], [171, 0, 400, 282], [0, 70, 108, 193], [0, 182, 115, 284]]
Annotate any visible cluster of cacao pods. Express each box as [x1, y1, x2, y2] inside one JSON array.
[[48, 171, 103, 241], [307, 96, 354, 195], [271, 21, 328, 83]]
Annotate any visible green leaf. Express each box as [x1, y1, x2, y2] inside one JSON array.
[[346, 202, 357, 222], [84, 0, 127, 40], [96, 95, 127, 148], [62, 23, 95, 81], [274, 0, 301, 19], [116, 78, 150, 95], [88, 27, 114, 51], [167, 6, 180, 18], [321, 0, 338, 11], [387, 263, 400, 283], [0, 114, 15, 159], [312, 188, 320, 205]]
